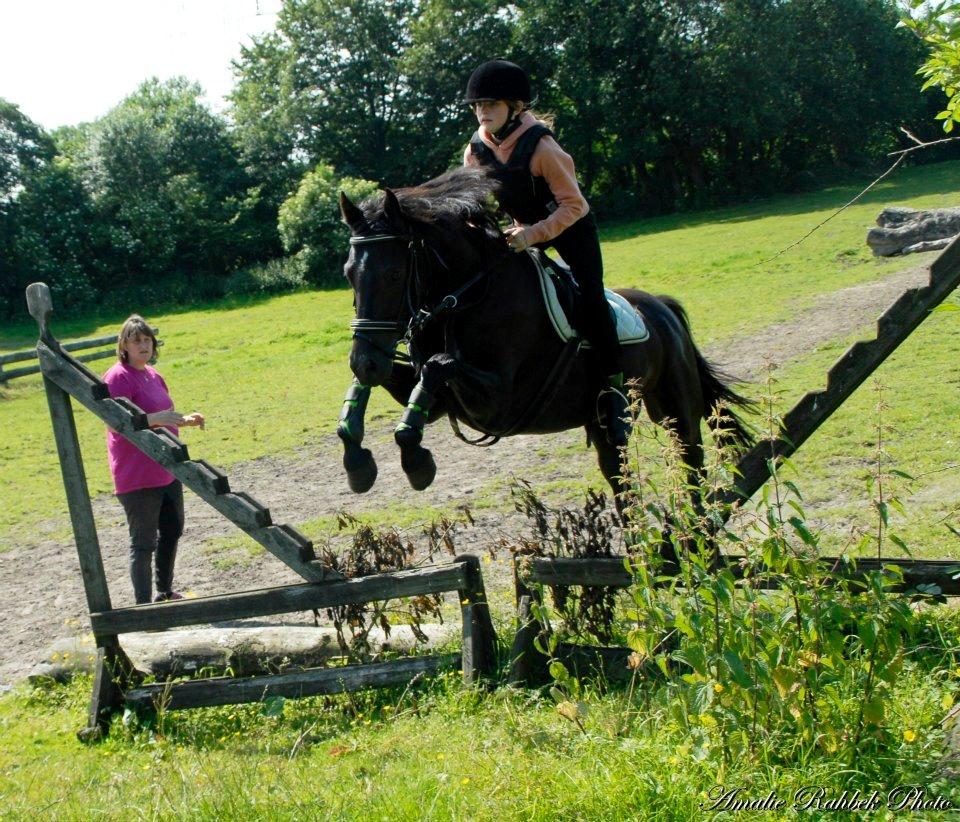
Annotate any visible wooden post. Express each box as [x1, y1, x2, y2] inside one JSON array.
[[26, 284, 133, 740], [454, 555, 497, 685], [508, 557, 550, 687]]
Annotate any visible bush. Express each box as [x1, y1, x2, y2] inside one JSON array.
[[277, 163, 378, 287], [223, 257, 308, 297]]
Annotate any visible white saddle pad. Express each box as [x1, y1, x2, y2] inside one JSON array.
[[528, 249, 649, 346]]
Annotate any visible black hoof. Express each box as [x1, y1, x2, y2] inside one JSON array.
[[343, 444, 378, 493], [401, 445, 436, 491]]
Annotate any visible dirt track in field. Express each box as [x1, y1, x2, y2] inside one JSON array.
[[0, 262, 934, 687]]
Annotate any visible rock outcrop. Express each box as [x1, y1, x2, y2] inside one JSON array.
[[867, 206, 960, 256]]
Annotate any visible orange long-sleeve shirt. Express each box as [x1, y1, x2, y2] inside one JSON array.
[[462, 111, 589, 246]]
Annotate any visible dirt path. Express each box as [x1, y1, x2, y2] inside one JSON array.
[[0, 262, 933, 687]]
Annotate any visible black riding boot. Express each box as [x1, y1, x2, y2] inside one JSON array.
[[597, 373, 631, 448]]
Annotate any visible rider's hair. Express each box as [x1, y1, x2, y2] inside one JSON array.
[[507, 100, 556, 130], [116, 314, 159, 364]]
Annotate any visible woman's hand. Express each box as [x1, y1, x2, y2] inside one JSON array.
[[147, 409, 187, 428], [182, 412, 205, 430], [504, 226, 530, 252]]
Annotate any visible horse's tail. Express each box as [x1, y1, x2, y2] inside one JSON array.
[[658, 295, 755, 449]]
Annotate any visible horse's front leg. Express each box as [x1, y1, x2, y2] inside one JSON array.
[[337, 379, 378, 492], [394, 354, 460, 490]]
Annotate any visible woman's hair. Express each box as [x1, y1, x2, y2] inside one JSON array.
[[507, 100, 556, 130], [116, 314, 159, 363]]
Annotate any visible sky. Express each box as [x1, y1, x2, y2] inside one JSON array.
[[0, 0, 284, 131]]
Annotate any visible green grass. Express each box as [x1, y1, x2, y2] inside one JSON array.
[[2, 649, 958, 820]]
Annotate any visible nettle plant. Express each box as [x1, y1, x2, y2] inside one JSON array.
[[530, 378, 941, 765]]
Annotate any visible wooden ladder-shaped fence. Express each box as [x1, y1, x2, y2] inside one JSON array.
[[25, 283, 496, 738], [717, 235, 960, 508]]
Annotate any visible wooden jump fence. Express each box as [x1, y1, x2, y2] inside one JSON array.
[[510, 236, 960, 687], [25, 283, 496, 738]]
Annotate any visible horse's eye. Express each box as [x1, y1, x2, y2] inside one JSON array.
[[390, 269, 403, 282]]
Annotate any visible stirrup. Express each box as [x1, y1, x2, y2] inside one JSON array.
[[597, 386, 632, 446]]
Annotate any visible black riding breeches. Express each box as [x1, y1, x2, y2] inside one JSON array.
[[543, 214, 622, 376]]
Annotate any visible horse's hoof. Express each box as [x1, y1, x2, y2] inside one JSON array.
[[344, 447, 378, 493], [401, 446, 436, 491]]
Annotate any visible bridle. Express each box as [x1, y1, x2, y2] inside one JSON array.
[[347, 231, 491, 366]]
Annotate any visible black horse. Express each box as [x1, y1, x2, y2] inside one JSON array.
[[336, 166, 752, 509]]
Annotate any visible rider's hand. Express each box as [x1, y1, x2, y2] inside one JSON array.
[[505, 226, 530, 252]]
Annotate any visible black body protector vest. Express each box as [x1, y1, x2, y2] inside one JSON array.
[[469, 124, 558, 227]]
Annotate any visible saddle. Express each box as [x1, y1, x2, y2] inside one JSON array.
[[526, 248, 649, 346]]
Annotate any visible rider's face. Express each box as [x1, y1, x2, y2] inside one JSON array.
[[474, 100, 513, 134]]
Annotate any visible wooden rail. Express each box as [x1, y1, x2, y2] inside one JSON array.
[[525, 556, 960, 595], [0, 329, 156, 382], [716, 235, 960, 510], [509, 553, 960, 687]]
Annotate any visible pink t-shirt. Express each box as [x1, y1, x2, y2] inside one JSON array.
[[102, 361, 179, 494]]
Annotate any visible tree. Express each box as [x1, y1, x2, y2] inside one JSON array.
[[77, 78, 262, 281], [900, 0, 960, 131], [0, 101, 56, 316], [277, 162, 378, 285]]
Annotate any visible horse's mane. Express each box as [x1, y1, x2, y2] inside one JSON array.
[[360, 166, 502, 240]]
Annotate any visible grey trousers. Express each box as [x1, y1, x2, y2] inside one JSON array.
[[117, 480, 184, 604]]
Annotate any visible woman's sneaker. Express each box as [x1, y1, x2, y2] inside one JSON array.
[[154, 591, 184, 603]]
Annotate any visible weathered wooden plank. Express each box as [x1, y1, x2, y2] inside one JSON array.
[[524, 555, 960, 595], [124, 654, 460, 710], [41, 374, 114, 615], [37, 343, 110, 403], [715, 239, 960, 509], [191, 459, 230, 494], [91, 564, 469, 634], [251, 524, 315, 563], [0, 347, 41, 366], [508, 594, 550, 687], [929, 233, 960, 284], [0, 361, 43, 381], [455, 555, 497, 684], [103, 398, 149, 431], [528, 557, 632, 588]]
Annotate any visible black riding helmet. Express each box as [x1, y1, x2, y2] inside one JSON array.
[[464, 60, 532, 104]]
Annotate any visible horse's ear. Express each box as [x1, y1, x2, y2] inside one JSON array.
[[339, 191, 366, 231], [383, 188, 404, 228]]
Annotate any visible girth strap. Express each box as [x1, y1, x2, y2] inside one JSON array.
[[448, 338, 581, 447]]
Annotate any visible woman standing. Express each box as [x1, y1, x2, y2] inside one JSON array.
[[103, 316, 205, 604]]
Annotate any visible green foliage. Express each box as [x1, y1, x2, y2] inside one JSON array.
[[0, 98, 54, 204], [900, 0, 960, 131], [278, 163, 378, 285], [230, 0, 931, 214], [526, 378, 955, 772]]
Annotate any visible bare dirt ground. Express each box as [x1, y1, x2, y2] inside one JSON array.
[[0, 263, 933, 687]]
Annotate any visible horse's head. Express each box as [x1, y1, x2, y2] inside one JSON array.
[[341, 168, 503, 386], [340, 188, 414, 386]]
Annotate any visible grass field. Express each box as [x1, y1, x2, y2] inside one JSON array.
[[1, 161, 959, 819]]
